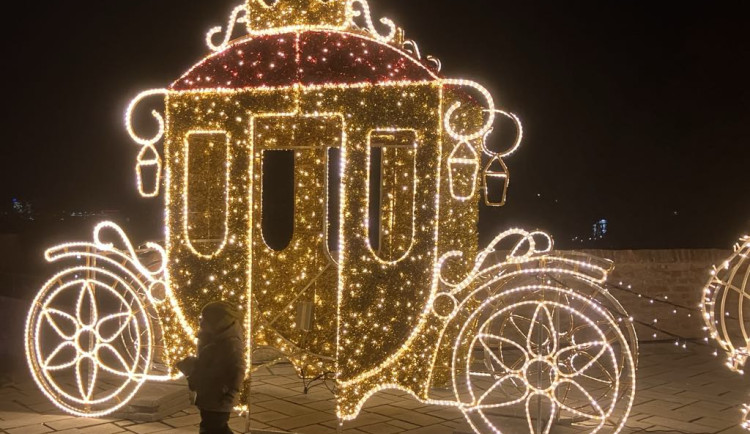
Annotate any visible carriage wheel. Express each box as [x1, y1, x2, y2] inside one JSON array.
[[702, 236, 750, 371], [25, 266, 154, 417], [453, 285, 636, 434]]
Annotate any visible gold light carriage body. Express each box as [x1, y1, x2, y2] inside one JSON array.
[[159, 1, 491, 415]]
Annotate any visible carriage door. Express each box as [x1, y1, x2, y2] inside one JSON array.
[[250, 113, 343, 361]]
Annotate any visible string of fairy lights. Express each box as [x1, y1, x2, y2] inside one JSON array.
[[603, 275, 742, 355]]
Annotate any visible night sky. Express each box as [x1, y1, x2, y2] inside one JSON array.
[[1, 0, 748, 251]]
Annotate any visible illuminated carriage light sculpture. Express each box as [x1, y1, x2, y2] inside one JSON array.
[[701, 235, 750, 430], [26, 0, 638, 432]]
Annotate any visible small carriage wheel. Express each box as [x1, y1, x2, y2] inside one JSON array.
[[25, 266, 154, 417], [452, 285, 636, 434]]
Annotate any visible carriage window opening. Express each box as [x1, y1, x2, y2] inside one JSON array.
[[327, 147, 342, 256], [368, 147, 383, 253], [368, 131, 417, 262], [186, 132, 229, 257], [262, 150, 295, 251]]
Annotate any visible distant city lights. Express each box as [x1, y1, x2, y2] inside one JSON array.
[[572, 218, 609, 244]]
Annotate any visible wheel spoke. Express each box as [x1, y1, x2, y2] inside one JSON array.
[[96, 312, 134, 343], [475, 374, 529, 409], [43, 341, 79, 371], [43, 309, 79, 340], [525, 393, 556, 434], [554, 378, 608, 429], [527, 304, 557, 358], [76, 355, 99, 402], [76, 281, 99, 327], [96, 343, 135, 377], [557, 341, 611, 378], [478, 333, 528, 374]]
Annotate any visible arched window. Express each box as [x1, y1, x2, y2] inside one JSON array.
[[327, 147, 342, 257], [185, 131, 229, 257], [261, 149, 295, 251], [367, 130, 417, 262]]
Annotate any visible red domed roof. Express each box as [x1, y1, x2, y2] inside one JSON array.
[[171, 31, 439, 91]]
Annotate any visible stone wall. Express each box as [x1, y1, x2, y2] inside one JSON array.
[[580, 248, 731, 341]]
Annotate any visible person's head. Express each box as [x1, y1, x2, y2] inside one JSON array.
[[200, 301, 240, 334]]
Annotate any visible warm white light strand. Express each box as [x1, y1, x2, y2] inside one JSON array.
[[206, 4, 249, 52]]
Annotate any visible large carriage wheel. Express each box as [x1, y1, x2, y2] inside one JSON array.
[[702, 236, 750, 371], [453, 280, 636, 434], [25, 265, 154, 417]]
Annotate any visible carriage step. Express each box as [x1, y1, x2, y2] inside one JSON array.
[[112, 379, 191, 422]]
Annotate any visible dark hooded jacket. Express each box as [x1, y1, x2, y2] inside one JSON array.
[[178, 302, 246, 413]]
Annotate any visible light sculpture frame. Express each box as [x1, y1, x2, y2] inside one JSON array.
[[25, 1, 638, 432], [702, 235, 750, 430]]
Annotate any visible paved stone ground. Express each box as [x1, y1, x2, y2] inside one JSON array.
[[2, 343, 749, 434]]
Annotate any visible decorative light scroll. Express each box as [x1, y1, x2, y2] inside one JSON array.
[[125, 89, 168, 198], [348, 0, 397, 43], [207, 4, 249, 52]]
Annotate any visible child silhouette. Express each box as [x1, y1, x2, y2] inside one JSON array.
[[177, 301, 245, 434]]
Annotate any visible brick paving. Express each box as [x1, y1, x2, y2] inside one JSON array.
[[2, 343, 749, 434]]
